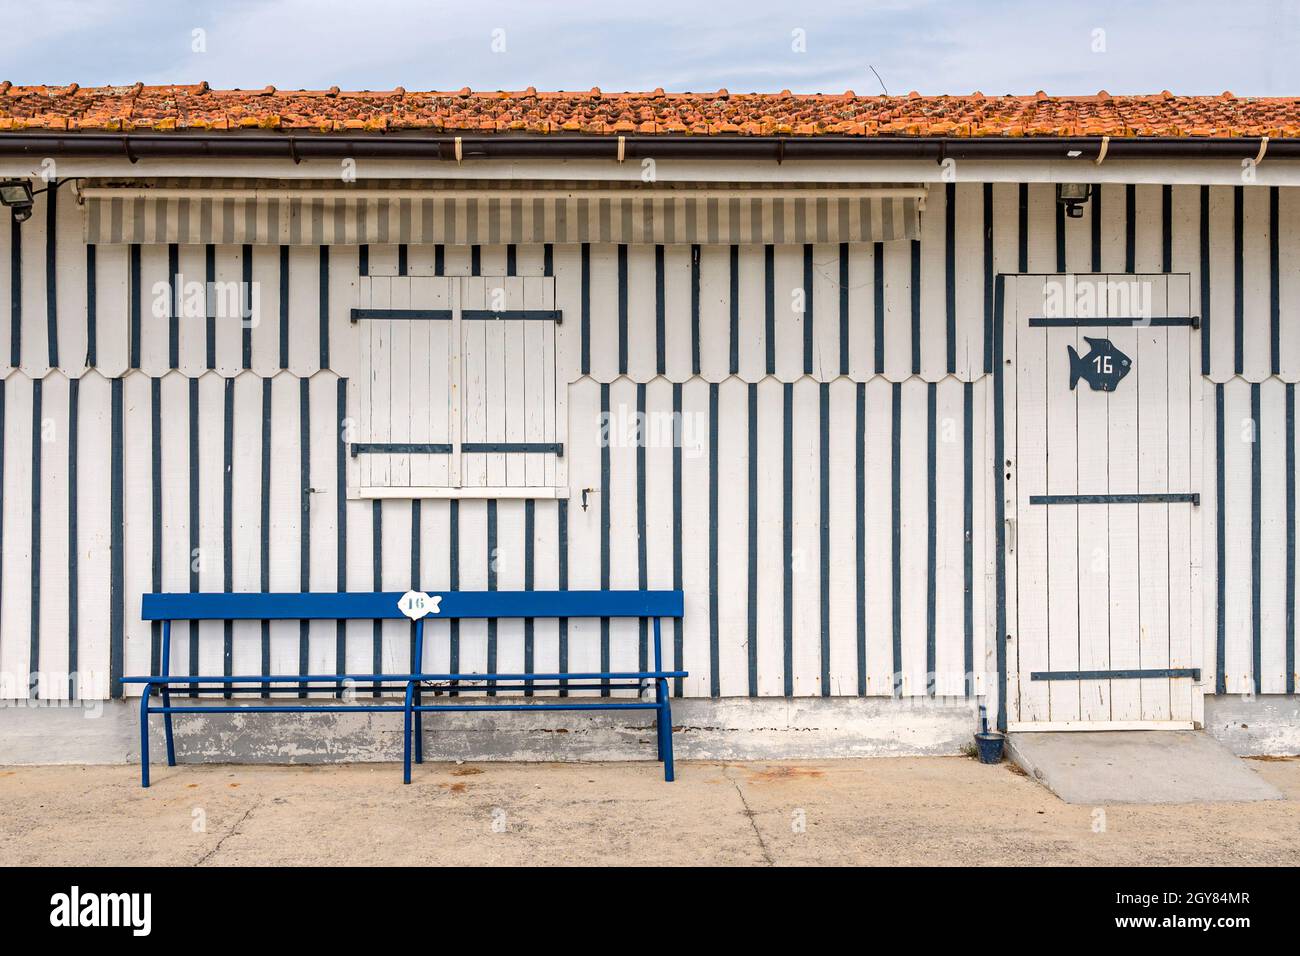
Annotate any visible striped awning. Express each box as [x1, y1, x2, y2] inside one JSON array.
[[79, 178, 924, 246]]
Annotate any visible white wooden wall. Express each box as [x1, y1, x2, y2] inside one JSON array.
[[0, 181, 1296, 703]]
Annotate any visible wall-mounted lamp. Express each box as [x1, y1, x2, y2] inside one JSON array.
[[1057, 183, 1092, 219], [0, 179, 35, 223]]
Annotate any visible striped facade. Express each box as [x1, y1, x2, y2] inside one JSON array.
[[0, 180, 1297, 716]]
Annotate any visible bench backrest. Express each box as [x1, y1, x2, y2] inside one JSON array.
[[141, 590, 683, 622]]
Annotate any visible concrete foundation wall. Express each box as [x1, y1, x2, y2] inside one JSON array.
[[1203, 695, 1300, 756], [3, 696, 1296, 766], [0, 697, 979, 765]]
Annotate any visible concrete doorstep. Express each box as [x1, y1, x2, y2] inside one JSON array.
[[1006, 730, 1285, 805]]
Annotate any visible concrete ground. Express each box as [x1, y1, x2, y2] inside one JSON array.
[[1, 756, 1297, 866]]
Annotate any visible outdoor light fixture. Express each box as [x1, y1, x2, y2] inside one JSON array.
[[1057, 183, 1092, 219], [0, 179, 35, 223]]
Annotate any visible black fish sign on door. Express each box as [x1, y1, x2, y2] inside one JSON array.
[[1067, 337, 1132, 392]]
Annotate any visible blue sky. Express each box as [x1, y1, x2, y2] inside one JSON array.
[[3, 0, 1297, 95]]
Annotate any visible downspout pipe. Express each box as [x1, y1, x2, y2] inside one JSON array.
[[0, 132, 1292, 162]]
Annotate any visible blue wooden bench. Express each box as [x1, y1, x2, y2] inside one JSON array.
[[122, 590, 686, 787]]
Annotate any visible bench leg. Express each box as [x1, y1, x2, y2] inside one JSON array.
[[161, 687, 177, 766], [414, 685, 424, 764], [402, 683, 414, 785], [139, 688, 151, 788], [657, 678, 675, 782]]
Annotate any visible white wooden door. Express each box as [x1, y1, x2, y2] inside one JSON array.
[[1005, 274, 1202, 731]]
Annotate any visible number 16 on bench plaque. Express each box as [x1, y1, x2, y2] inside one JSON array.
[[399, 590, 441, 620]]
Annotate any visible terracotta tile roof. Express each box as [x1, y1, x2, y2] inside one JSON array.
[[0, 83, 1296, 137]]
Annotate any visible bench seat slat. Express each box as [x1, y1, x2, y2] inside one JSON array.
[[124, 670, 687, 683]]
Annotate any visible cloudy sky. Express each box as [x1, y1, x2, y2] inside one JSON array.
[[3, 0, 1297, 95]]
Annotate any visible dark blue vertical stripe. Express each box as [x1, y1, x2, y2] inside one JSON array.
[[963, 380, 974, 696], [319, 246, 330, 370], [188, 378, 199, 694], [690, 244, 701, 376], [110, 378, 123, 698], [449, 500, 460, 687], [1090, 184, 1102, 273], [1234, 186, 1244, 376], [671, 382, 683, 697], [819, 382, 830, 696], [471, 245, 481, 276], [128, 244, 141, 369], [486, 499, 497, 695], [435, 245, 445, 277], [371, 500, 382, 695], [223, 379, 234, 697], [400, 244, 410, 277], [729, 244, 740, 375], [150, 378, 162, 676], [262, 377, 272, 696], [891, 382, 902, 698], [241, 245, 253, 369], [804, 245, 816, 375], [944, 184, 956, 374], [636, 382, 648, 672], [1288, 384, 1296, 695], [747, 381, 759, 697], [298, 378, 310, 695], [1124, 184, 1136, 273], [543, 243, 553, 278], [411, 500, 421, 671], [1017, 183, 1029, 273], [278, 246, 289, 370], [982, 184, 994, 374], [67, 378, 79, 699], [358, 244, 369, 277], [523, 498, 534, 695], [618, 244, 629, 375], [29, 379, 41, 697], [85, 245, 97, 368], [1215, 383, 1226, 694], [873, 241, 885, 374], [655, 245, 666, 375], [782, 382, 793, 697], [1251, 382, 1262, 696], [1054, 195, 1065, 272], [708, 382, 719, 697], [167, 243, 179, 369], [556, 498, 568, 695], [204, 244, 216, 370], [839, 242, 850, 376], [1270, 186, 1280, 376], [580, 242, 591, 376], [764, 245, 775, 374], [600, 383, 611, 695], [910, 240, 921, 374], [8, 217, 20, 367], [926, 382, 937, 697], [1201, 186, 1212, 375], [1162, 185, 1173, 274], [44, 180, 58, 368], [334, 378, 346, 692], [856, 382, 867, 696]]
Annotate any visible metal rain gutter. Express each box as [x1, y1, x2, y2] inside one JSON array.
[[0, 132, 1293, 163]]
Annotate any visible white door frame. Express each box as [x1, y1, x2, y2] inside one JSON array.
[[997, 273, 1206, 732]]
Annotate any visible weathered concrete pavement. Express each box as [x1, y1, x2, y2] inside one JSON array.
[[2, 756, 1298, 866]]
